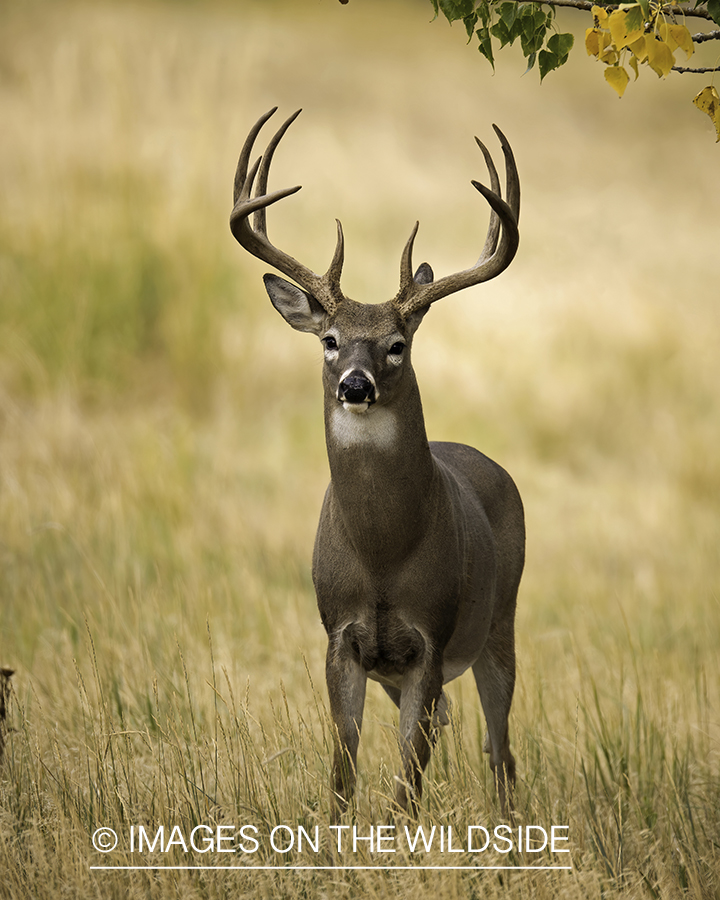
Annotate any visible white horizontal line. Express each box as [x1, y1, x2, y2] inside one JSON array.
[[91, 865, 573, 871]]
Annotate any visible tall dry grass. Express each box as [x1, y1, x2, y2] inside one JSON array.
[[1, 0, 719, 897]]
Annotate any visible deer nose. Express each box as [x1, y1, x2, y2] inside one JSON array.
[[338, 371, 376, 405]]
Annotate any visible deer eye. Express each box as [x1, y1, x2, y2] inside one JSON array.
[[388, 342, 405, 357], [323, 336, 338, 351]]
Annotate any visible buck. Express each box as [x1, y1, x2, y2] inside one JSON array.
[[230, 108, 525, 817]]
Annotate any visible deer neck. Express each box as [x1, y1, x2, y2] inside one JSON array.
[[323, 371, 437, 563]]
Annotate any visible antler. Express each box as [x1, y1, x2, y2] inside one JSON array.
[[392, 125, 520, 318], [230, 107, 345, 315]]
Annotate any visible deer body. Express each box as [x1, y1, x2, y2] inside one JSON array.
[[231, 109, 525, 815]]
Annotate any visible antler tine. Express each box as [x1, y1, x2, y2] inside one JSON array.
[[326, 219, 345, 291], [242, 155, 263, 202], [493, 124, 520, 223], [233, 106, 277, 206], [229, 108, 344, 315], [231, 108, 303, 229], [393, 127, 520, 318], [253, 108, 303, 237], [474, 136, 501, 265], [398, 221, 420, 296]]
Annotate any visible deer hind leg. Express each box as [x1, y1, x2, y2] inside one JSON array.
[[394, 663, 444, 815], [382, 683, 451, 728], [472, 633, 516, 818], [326, 642, 367, 820]]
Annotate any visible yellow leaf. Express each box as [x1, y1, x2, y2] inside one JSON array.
[[609, 9, 644, 50], [609, 10, 628, 45], [605, 65, 630, 97], [657, 22, 678, 52], [669, 24, 694, 60], [600, 49, 619, 65], [587, 28, 614, 61], [646, 36, 675, 77], [629, 35, 648, 63], [585, 27, 601, 57], [599, 38, 619, 65], [592, 4, 609, 25], [693, 85, 720, 142], [628, 54, 639, 79]]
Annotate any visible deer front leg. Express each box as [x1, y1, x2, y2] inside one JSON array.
[[326, 637, 367, 819], [395, 661, 444, 815]]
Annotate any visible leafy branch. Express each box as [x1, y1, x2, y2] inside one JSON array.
[[426, 0, 720, 139]]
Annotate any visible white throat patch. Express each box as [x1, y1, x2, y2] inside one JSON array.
[[330, 404, 398, 450]]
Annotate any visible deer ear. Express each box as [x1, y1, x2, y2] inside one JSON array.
[[413, 262, 434, 285], [264, 274, 327, 335]]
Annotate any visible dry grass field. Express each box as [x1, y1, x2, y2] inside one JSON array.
[[1, 0, 719, 897]]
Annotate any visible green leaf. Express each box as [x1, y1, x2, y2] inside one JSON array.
[[524, 50, 537, 73], [539, 32, 573, 80], [547, 31, 574, 59], [624, 4, 644, 34], [538, 48, 560, 80], [491, 18, 513, 48], [498, 1, 519, 31], [637, 0, 650, 18], [438, 0, 476, 23], [476, 0, 492, 27], [490, 2, 528, 48], [519, 8, 551, 58], [463, 12, 480, 39], [519, 3, 548, 31], [528, 6, 552, 34], [708, 0, 720, 27], [476, 26, 496, 69]]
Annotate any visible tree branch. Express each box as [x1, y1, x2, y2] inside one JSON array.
[[672, 64, 720, 72], [523, 0, 717, 21], [691, 30, 720, 42]]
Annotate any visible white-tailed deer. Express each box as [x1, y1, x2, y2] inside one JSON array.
[[230, 108, 524, 817]]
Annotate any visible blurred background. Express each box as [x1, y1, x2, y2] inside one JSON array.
[[3, 0, 718, 679], [0, 0, 718, 893]]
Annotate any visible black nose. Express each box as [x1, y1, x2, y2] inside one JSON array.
[[338, 371, 375, 404]]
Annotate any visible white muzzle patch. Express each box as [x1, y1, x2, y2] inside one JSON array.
[[330, 405, 397, 449], [342, 401, 369, 413]]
